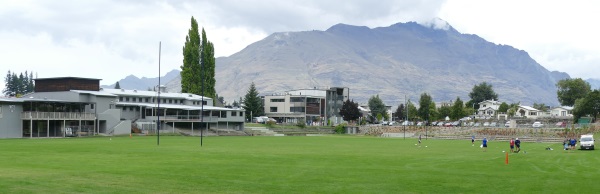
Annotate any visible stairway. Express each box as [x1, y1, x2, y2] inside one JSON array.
[[244, 127, 282, 136]]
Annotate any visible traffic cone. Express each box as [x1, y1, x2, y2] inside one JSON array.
[[505, 152, 509, 164]]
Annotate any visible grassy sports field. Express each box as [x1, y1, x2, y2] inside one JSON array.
[[0, 135, 598, 193]]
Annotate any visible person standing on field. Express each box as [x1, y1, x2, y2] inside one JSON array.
[[471, 135, 475, 146], [509, 138, 515, 153], [482, 137, 488, 152], [515, 138, 521, 153], [418, 134, 422, 147]]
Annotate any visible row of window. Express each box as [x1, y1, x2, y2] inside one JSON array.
[[120, 106, 242, 117], [118, 96, 205, 105], [269, 107, 305, 113]]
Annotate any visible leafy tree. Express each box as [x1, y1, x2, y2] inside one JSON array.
[[468, 82, 498, 109], [394, 103, 405, 121], [533, 103, 548, 112], [438, 106, 451, 120], [556, 78, 591, 106], [573, 89, 600, 121], [339, 99, 360, 124], [368, 95, 386, 122], [407, 100, 417, 121], [242, 82, 263, 121], [418, 93, 433, 121], [507, 103, 520, 118], [450, 97, 465, 120], [114, 81, 121, 89], [181, 17, 216, 99], [498, 102, 509, 113], [426, 101, 437, 121], [232, 100, 239, 108]]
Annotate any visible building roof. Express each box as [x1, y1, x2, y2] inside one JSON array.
[[519, 105, 539, 111], [0, 97, 24, 103], [553, 106, 574, 111], [34, 77, 102, 81], [100, 88, 212, 100]]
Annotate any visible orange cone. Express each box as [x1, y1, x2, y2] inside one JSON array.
[[505, 152, 509, 164]]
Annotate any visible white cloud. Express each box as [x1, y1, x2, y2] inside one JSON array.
[[1, 0, 599, 95]]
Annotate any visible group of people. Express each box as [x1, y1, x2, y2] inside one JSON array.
[[563, 138, 577, 151], [509, 138, 521, 153], [471, 136, 521, 153]]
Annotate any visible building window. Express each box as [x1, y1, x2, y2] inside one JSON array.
[[132, 98, 136, 102], [232, 111, 237, 116], [270, 107, 278, 112], [122, 106, 126, 111], [90, 104, 94, 109], [221, 111, 227, 118], [129, 107, 134, 111], [290, 107, 305, 112], [145, 98, 149, 103], [202, 101, 207, 105], [290, 97, 304, 102], [270, 98, 284, 102], [125, 97, 129, 102], [529, 112, 536, 116], [119, 96, 123, 102]]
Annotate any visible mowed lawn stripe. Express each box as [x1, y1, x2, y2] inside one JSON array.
[[0, 135, 599, 193]]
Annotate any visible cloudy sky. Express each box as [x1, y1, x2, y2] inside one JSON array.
[[1, 0, 599, 94]]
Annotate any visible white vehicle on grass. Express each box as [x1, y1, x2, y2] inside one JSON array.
[[580, 134, 595, 150], [532, 121, 543, 128]]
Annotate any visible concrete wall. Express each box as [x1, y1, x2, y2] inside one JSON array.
[[0, 102, 23, 138], [26, 91, 80, 101]]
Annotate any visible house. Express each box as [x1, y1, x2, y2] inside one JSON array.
[[477, 100, 502, 118], [0, 77, 245, 139], [550, 106, 573, 117], [515, 105, 542, 119], [262, 87, 349, 126]]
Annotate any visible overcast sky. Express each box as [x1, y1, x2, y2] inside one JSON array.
[[1, 0, 599, 94]]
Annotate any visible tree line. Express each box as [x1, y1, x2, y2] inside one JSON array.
[[3, 71, 35, 97]]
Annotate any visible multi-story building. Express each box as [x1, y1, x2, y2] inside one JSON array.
[[263, 87, 349, 126], [0, 77, 244, 138]]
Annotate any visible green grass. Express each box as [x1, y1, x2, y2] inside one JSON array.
[[0, 136, 599, 193]]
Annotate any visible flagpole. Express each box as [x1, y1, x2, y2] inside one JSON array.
[[157, 41, 161, 146]]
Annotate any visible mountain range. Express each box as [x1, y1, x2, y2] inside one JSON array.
[[108, 21, 600, 106]]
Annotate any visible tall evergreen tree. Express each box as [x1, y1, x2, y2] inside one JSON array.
[[243, 82, 263, 121], [200, 28, 216, 99], [114, 81, 121, 89], [450, 97, 465, 120], [180, 16, 202, 95], [418, 93, 433, 121]]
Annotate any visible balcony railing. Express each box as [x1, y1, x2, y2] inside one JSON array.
[[146, 115, 218, 122], [21, 112, 96, 120]]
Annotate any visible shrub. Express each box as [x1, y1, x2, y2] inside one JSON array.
[[265, 121, 276, 128], [335, 124, 346, 134], [296, 118, 306, 128]]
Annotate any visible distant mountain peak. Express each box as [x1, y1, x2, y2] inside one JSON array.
[[419, 18, 453, 31]]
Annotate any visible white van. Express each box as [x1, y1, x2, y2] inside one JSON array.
[[580, 134, 595, 150]]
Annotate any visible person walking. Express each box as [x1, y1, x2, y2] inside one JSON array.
[[418, 134, 422, 147], [471, 135, 475, 146], [482, 137, 488, 152]]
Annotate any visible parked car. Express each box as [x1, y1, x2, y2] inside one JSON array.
[[483, 122, 490, 127], [444, 122, 453, 127], [490, 122, 497, 127], [468, 122, 474, 127], [532, 121, 543, 128], [580, 134, 595, 150], [505, 121, 510, 128], [452, 121, 461, 127], [474, 122, 481, 127], [416, 122, 424, 126], [431, 121, 438, 126], [555, 122, 566, 128], [388, 121, 396, 126], [437, 122, 445, 126]]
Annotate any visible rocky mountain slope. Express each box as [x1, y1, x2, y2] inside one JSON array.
[[212, 21, 564, 105]]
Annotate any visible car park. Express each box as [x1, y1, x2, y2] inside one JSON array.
[[532, 121, 543, 128]]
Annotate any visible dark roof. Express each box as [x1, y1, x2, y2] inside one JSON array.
[[34, 77, 102, 81]]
